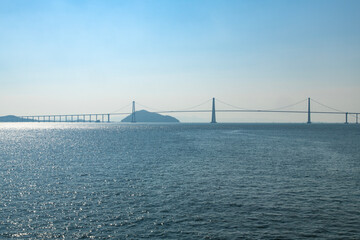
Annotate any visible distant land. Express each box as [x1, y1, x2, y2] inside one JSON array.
[[121, 110, 180, 123], [0, 115, 34, 122], [0, 111, 179, 123]]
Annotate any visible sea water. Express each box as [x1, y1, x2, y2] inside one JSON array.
[[0, 123, 359, 239]]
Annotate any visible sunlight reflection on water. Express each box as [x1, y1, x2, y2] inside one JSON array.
[[0, 123, 359, 239]]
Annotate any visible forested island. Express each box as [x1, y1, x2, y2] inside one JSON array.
[[121, 110, 179, 123], [0, 115, 33, 122]]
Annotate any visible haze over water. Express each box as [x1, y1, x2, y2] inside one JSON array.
[[1, 123, 359, 239]]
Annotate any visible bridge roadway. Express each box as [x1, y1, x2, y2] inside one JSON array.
[[18, 98, 360, 124], [19, 109, 359, 124]]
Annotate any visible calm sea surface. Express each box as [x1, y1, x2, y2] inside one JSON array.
[[0, 123, 359, 239]]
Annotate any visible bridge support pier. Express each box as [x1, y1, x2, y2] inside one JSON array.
[[108, 114, 110, 123], [211, 97, 216, 123], [356, 114, 358, 124], [345, 112, 348, 124], [131, 101, 136, 123], [307, 98, 311, 124]]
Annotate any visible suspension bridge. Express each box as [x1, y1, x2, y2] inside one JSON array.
[[18, 98, 359, 124]]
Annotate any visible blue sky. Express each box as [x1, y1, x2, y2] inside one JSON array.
[[1, 0, 359, 122]]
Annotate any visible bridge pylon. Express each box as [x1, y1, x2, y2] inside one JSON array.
[[211, 97, 216, 123], [131, 101, 136, 123], [307, 97, 311, 124], [345, 112, 348, 124]]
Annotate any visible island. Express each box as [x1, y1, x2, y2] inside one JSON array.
[[121, 110, 179, 123], [0, 115, 34, 122]]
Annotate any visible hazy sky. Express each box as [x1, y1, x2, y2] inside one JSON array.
[[1, 0, 359, 122]]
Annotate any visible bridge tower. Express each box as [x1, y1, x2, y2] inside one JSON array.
[[345, 112, 348, 124], [307, 98, 311, 124], [211, 97, 216, 123], [131, 101, 136, 123]]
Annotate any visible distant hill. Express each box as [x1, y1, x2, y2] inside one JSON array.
[[0, 115, 34, 122], [121, 110, 179, 123]]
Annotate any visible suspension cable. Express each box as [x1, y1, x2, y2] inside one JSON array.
[[311, 99, 344, 112], [215, 98, 249, 110], [178, 98, 213, 111], [136, 102, 162, 112], [110, 102, 132, 113], [264, 98, 308, 111]]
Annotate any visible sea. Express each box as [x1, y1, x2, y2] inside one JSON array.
[[0, 123, 359, 239]]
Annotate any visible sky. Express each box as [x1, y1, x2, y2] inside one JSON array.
[[1, 0, 359, 122]]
